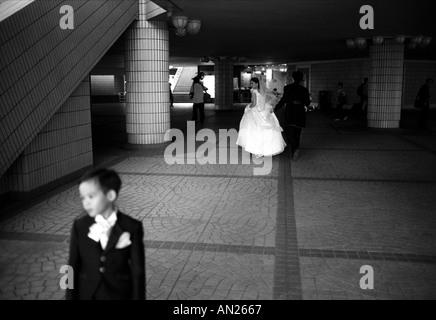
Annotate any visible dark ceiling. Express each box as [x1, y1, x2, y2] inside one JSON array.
[[158, 0, 436, 66]]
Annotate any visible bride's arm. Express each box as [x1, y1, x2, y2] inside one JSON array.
[[250, 91, 257, 108]]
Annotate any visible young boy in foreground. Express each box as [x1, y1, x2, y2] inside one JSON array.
[[66, 168, 145, 300]]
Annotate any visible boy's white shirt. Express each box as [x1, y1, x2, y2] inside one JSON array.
[[88, 210, 117, 249]]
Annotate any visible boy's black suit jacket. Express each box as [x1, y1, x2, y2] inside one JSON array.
[[66, 211, 145, 300]]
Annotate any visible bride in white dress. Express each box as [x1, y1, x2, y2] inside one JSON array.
[[236, 77, 286, 157]]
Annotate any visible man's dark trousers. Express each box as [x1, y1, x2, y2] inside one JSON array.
[[284, 125, 302, 155]]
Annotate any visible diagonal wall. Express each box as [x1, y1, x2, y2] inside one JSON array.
[[0, 0, 139, 177]]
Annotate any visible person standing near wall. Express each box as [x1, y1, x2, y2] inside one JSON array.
[[189, 75, 208, 125], [357, 77, 368, 116], [334, 82, 347, 121], [169, 82, 174, 108]]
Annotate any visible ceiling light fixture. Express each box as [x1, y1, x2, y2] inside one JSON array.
[[346, 39, 356, 49], [355, 38, 367, 49], [172, 15, 201, 37], [372, 36, 384, 45], [172, 15, 188, 29], [420, 36, 432, 47], [174, 28, 187, 37], [187, 19, 201, 34], [394, 35, 406, 44], [346, 35, 432, 49]]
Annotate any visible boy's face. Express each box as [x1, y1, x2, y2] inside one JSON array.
[[79, 179, 114, 217]]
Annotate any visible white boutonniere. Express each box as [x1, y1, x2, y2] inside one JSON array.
[[116, 232, 132, 249], [88, 223, 105, 242]]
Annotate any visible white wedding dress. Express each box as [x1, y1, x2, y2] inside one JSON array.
[[236, 89, 286, 157]]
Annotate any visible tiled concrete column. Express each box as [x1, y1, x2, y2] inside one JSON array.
[[125, 1, 170, 144], [368, 39, 404, 128], [214, 59, 234, 110]]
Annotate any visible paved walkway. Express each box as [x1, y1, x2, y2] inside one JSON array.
[[1, 103, 436, 300]]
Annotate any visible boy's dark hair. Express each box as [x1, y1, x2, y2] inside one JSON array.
[[292, 71, 304, 82], [79, 168, 122, 196]]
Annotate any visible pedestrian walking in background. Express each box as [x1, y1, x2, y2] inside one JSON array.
[[357, 77, 368, 116], [169, 82, 174, 108], [189, 75, 208, 125], [274, 71, 311, 161], [334, 82, 347, 121]]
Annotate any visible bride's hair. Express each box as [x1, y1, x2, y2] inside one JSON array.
[[250, 77, 260, 91]]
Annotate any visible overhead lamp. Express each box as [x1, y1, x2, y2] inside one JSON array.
[[420, 36, 432, 47], [172, 15, 188, 29], [204, 56, 247, 63], [171, 14, 201, 37], [346, 35, 432, 50], [372, 36, 384, 45], [187, 20, 201, 34], [411, 35, 424, 45], [346, 39, 356, 49], [394, 35, 406, 44], [355, 38, 367, 49], [174, 28, 187, 37]]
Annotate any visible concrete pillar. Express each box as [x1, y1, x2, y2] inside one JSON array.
[[368, 39, 404, 128], [214, 58, 234, 110], [125, 0, 170, 144]]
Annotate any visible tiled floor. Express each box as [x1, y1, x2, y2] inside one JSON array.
[[1, 103, 435, 300]]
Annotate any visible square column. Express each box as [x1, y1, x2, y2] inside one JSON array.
[[368, 39, 404, 128], [214, 58, 234, 110]]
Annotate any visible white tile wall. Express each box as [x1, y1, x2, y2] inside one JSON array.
[[125, 8, 170, 145], [288, 58, 435, 109], [4, 77, 93, 192], [0, 0, 139, 193], [403, 61, 436, 106]]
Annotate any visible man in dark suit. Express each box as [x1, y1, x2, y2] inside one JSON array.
[[274, 71, 311, 160], [66, 168, 145, 300]]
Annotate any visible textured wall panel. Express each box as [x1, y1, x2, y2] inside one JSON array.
[[0, 0, 139, 177], [301, 59, 370, 106], [403, 61, 436, 106], [2, 77, 93, 192]]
